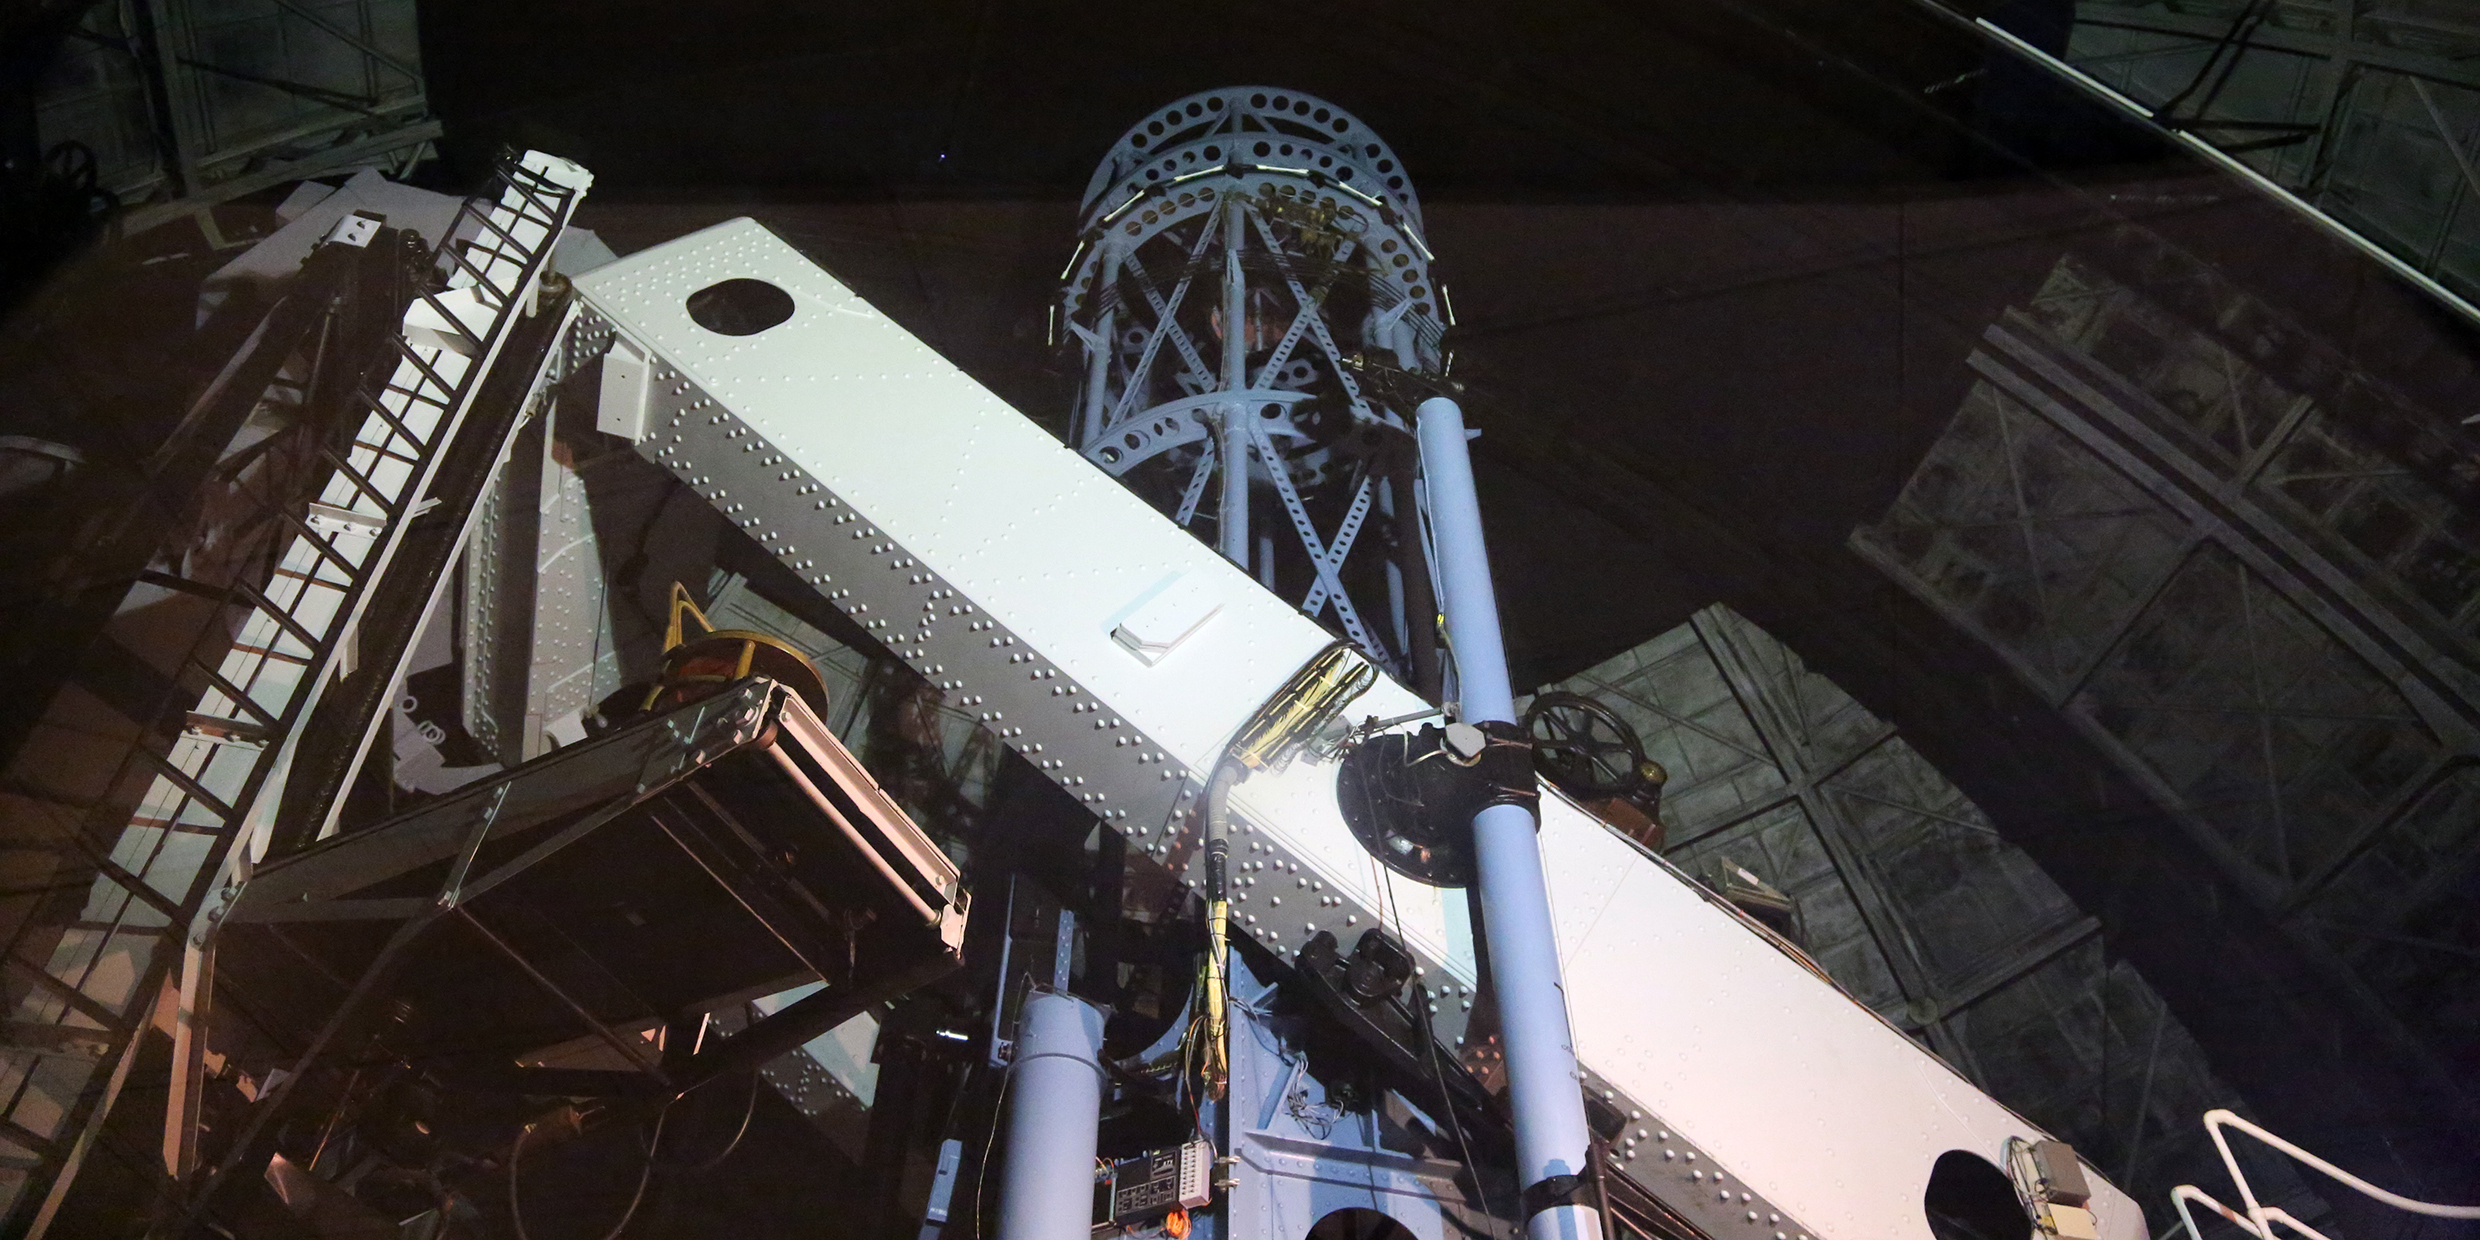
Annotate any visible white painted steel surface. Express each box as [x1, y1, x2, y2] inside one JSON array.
[[572, 218, 2146, 1240]]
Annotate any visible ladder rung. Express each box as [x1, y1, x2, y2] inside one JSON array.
[[127, 816, 225, 837], [313, 447, 393, 509], [225, 641, 313, 669], [462, 206, 532, 252], [135, 568, 227, 603], [0, 1020, 112, 1061], [225, 577, 328, 656], [185, 664, 278, 729], [96, 853, 186, 921], [345, 436, 425, 472], [2, 957, 122, 1029], [371, 374, 453, 413], [266, 506, 359, 577], [129, 744, 234, 823], [0, 1116, 60, 1164], [447, 234, 524, 294], [265, 563, 350, 602], [40, 846, 210, 921], [182, 712, 270, 746], [350, 383, 428, 442]]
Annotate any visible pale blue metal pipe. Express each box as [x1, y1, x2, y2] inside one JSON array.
[[1415, 396, 1602, 1240], [996, 989, 1108, 1240]]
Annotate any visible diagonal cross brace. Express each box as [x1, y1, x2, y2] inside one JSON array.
[[1106, 219, 1223, 428], [1176, 439, 1218, 528], [1250, 239, 1359, 391], [1299, 471, 1377, 617], [1244, 418, 1385, 663], [1245, 207, 1382, 427]]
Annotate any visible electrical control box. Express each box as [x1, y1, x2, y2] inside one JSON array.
[[2009, 1136, 2101, 1240], [2029, 1138, 2092, 1207], [2045, 1205, 2103, 1240], [1104, 1140, 1213, 1224]]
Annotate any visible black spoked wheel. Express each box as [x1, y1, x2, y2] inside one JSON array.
[[1523, 691, 1646, 798]]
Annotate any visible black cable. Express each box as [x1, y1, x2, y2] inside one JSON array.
[[1422, 987, 1506, 1240], [645, 1071, 761, 1174], [1377, 863, 1506, 1240], [1187, 1018, 1213, 1147], [508, 1107, 665, 1240], [970, 1066, 1014, 1240]]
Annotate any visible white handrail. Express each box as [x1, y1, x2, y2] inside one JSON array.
[[2170, 1185, 2334, 1240], [2168, 1108, 2480, 1239]]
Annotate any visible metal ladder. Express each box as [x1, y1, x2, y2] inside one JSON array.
[[0, 149, 590, 1236]]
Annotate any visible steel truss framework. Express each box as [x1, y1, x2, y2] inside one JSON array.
[[453, 369, 1012, 1142], [35, 0, 436, 229], [1060, 87, 1451, 687], [178, 677, 966, 1228], [1976, 0, 2480, 305], [1855, 253, 2480, 1166], [1541, 605, 2332, 1232], [0, 150, 585, 1237]]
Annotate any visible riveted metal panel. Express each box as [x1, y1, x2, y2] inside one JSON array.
[[573, 218, 1349, 837]]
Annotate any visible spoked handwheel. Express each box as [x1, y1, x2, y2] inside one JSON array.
[[1523, 691, 1647, 798]]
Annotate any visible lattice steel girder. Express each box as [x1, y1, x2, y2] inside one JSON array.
[[571, 217, 2148, 1240], [1059, 89, 1448, 684], [2071, 3, 2480, 96], [1910, 0, 2480, 333], [192, 677, 966, 1221]]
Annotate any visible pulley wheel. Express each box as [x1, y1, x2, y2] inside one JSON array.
[[1522, 691, 1646, 799]]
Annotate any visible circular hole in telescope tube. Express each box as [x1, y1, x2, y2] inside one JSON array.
[[685, 278, 794, 337], [1305, 1209, 1418, 1240], [1924, 1151, 2032, 1240]]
